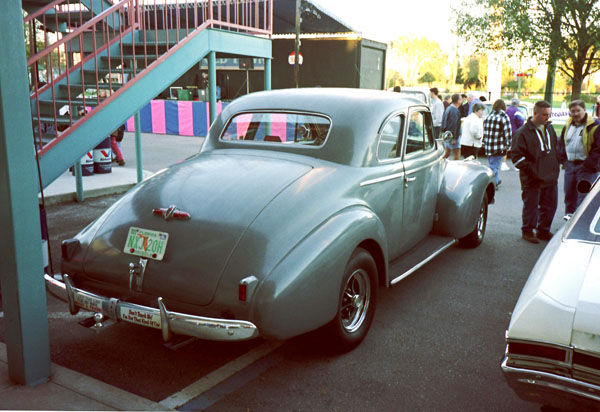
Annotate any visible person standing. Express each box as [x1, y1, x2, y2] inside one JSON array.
[[503, 98, 525, 170], [483, 99, 512, 189], [429, 87, 444, 139], [557, 100, 600, 214], [511, 101, 560, 243], [594, 95, 600, 120], [466, 91, 482, 115], [441, 93, 462, 160], [460, 102, 485, 159]]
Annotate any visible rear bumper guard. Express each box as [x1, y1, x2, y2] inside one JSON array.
[[45, 274, 259, 342]]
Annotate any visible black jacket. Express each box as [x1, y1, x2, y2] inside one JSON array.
[[510, 118, 560, 187]]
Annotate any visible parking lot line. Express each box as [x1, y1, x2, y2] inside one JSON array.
[[159, 340, 283, 410]]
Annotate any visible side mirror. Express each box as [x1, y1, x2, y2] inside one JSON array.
[[441, 131, 453, 142]]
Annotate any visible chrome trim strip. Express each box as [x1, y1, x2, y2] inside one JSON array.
[[44, 274, 259, 342], [501, 357, 600, 403], [390, 239, 457, 285], [360, 171, 405, 186], [360, 158, 440, 187]]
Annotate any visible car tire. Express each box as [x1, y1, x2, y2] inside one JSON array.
[[459, 192, 488, 248], [325, 247, 377, 352]]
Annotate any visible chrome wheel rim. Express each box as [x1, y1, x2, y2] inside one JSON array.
[[340, 268, 370, 333], [476, 202, 486, 240]]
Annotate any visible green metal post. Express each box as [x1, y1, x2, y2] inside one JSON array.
[[134, 112, 143, 183], [0, 0, 51, 386], [209, 51, 217, 124], [264, 58, 272, 91], [74, 159, 84, 202]]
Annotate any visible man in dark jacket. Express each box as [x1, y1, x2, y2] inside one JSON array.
[[556, 100, 600, 214], [510, 101, 560, 243]]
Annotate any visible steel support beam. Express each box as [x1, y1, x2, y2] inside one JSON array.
[[0, 0, 51, 386]]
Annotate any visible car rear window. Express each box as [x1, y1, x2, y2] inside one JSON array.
[[566, 188, 600, 243], [221, 112, 331, 146]]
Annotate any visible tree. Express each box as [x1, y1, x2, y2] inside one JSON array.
[[388, 36, 449, 87], [452, 0, 600, 102], [418, 72, 436, 86]]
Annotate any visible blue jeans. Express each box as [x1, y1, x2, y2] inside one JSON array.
[[521, 184, 558, 233], [488, 155, 503, 185], [564, 161, 598, 214]]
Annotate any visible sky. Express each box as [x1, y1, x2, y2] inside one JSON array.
[[311, 0, 457, 50]]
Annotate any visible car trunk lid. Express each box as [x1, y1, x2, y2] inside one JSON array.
[[82, 152, 312, 306]]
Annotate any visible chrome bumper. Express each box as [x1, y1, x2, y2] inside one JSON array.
[[501, 357, 600, 408], [45, 274, 259, 342]]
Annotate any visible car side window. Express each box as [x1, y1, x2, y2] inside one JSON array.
[[377, 115, 404, 161], [405, 111, 433, 156]]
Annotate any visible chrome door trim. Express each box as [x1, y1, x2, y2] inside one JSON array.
[[360, 171, 405, 187]]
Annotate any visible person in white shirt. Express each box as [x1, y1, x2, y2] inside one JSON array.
[[460, 102, 485, 159], [429, 88, 444, 139]]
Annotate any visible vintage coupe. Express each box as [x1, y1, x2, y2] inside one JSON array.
[[46, 88, 494, 350], [502, 178, 600, 410]]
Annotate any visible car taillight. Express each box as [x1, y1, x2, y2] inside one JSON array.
[[239, 284, 247, 301]]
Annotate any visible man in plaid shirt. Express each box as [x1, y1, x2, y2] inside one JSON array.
[[483, 99, 512, 189]]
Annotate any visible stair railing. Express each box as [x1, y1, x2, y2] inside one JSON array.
[[26, 0, 273, 157]]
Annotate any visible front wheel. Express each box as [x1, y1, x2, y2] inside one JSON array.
[[325, 248, 377, 352], [459, 192, 488, 248]]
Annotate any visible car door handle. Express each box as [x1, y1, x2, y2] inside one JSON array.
[[404, 175, 416, 187]]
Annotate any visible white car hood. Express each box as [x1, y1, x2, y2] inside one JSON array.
[[508, 231, 600, 349]]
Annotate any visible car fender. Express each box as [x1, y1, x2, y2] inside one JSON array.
[[249, 206, 387, 340], [433, 160, 494, 239]]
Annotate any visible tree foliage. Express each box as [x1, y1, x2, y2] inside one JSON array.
[[388, 36, 449, 87], [452, 0, 600, 99]]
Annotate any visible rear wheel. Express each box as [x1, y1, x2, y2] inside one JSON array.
[[459, 192, 488, 248], [325, 248, 377, 352]]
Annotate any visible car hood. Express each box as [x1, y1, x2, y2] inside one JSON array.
[[507, 230, 600, 351], [80, 151, 312, 306]]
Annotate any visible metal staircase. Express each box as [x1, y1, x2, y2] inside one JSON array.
[[23, 0, 272, 188]]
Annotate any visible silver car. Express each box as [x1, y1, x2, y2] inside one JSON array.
[[47, 88, 494, 351], [502, 178, 600, 409]]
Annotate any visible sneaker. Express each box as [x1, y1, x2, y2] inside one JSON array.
[[522, 232, 539, 243], [536, 230, 553, 241], [117, 159, 125, 166], [500, 162, 510, 171]]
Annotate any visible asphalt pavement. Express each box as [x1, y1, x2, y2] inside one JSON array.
[[0, 137, 572, 411]]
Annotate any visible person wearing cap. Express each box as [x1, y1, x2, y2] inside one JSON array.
[[503, 98, 525, 170], [557, 100, 600, 214], [429, 87, 444, 139], [441, 93, 462, 160]]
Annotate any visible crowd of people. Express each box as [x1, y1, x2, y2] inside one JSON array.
[[426, 88, 600, 244]]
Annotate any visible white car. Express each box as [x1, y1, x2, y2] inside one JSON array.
[[502, 178, 600, 410]]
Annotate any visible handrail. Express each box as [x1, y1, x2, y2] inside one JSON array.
[[26, 0, 273, 155], [27, 1, 130, 67]]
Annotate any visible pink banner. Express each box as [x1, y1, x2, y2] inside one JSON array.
[[270, 114, 287, 142], [178, 101, 194, 136], [206, 102, 223, 130], [126, 116, 135, 131], [151, 100, 166, 134], [235, 113, 253, 139]]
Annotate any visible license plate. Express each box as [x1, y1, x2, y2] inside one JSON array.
[[119, 306, 162, 329], [123, 227, 169, 260]]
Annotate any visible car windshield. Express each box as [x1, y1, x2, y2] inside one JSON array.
[[401, 91, 427, 104], [221, 112, 331, 146], [566, 188, 600, 243]]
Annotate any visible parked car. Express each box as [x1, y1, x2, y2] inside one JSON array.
[[46, 88, 495, 351], [502, 178, 600, 410], [397, 86, 432, 107]]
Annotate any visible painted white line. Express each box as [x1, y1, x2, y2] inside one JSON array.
[[159, 339, 283, 409]]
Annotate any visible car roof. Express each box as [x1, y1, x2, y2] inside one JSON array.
[[205, 88, 427, 166]]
